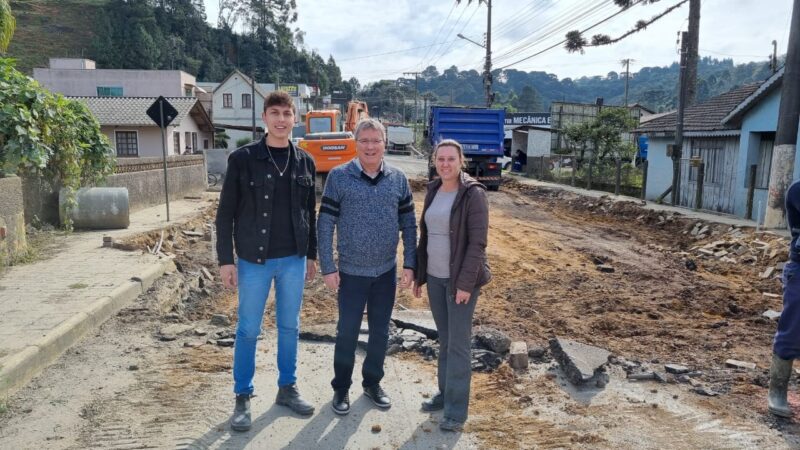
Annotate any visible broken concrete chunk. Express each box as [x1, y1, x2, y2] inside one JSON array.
[[596, 264, 615, 273], [210, 314, 231, 327], [216, 338, 235, 347], [182, 230, 204, 237], [762, 309, 782, 321], [760, 267, 776, 279], [763, 293, 781, 299], [664, 364, 689, 374], [725, 359, 756, 370], [509, 341, 529, 370], [549, 337, 611, 386], [200, 267, 214, 282], [693, 386, 719, 397], [475, 327, 511, 354]]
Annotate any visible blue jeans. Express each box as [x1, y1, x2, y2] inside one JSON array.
[[234, 256, 306, 395], [331, 266, 396, 391], [775, 260, 800, 360]]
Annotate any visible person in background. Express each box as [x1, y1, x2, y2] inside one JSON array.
[[413, 138, 491, 432], [768, 180, 800, 417]]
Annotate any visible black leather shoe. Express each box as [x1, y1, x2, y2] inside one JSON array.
[[364, 384, 392, 409], [421, 392, 444, 412], [331, 389, 350, 415]]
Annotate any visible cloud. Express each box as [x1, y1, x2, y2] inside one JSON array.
[[203, 0, 793, 84]]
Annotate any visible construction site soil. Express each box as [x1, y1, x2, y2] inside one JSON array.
[[2, 178, 799, 449]]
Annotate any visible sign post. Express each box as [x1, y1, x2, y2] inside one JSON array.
[[146, 96, 179, 222]]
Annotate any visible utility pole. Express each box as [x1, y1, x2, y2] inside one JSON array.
[[456, 0, 492, 107], [671, 31, 690, 206], [685, 0, 700, 106], [251, 70, 257, 140], [764, 0, 800, 228], [772, 39, 779, 74], [484, 0, 492, 107], [621, 58, 633, 106], [403, 71, 421, 144]]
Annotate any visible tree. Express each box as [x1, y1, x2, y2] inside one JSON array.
[[0, 58, 114, 228], [565, 0, 688, 54], [512, 85, 543, 111], [0, 0, 14, 54]]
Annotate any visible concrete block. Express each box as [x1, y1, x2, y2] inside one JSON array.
[[725, 359, 756, 370], [762, 309, 782, 321], [509, 341, 529, 370], [665, 364, 689, 374], [549, 337, 610, 385]]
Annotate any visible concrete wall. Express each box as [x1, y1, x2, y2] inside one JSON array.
[[0, 176, 27, 266], [103, 125, 213, 158], [22, 155, 207, 225], [205, 148, 234, 175], [103, 155, 207, 211], [32, 68, 195, 97], [527, 129, 551, 157]]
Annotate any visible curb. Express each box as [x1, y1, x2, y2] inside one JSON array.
[[0, 258, 174, 398]]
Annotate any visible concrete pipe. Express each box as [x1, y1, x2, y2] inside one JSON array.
[[59, 187, 130, 229]]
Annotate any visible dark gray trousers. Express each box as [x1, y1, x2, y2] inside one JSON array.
[[426, 275, 480, 423]]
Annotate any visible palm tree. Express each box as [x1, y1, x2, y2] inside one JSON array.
[[0, 0, 15, 54]]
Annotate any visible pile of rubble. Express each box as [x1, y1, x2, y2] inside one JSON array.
[[682, 223, 787, 268]]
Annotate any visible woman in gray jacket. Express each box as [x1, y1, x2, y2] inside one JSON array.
[[413, 139, 491, 431]]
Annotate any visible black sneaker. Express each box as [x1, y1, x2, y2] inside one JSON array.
[[331, 389, 350, 415], [421, 392, 444, 412], [276, 383, 315, 416], [230, 394, 252, 432], [364, 384, 391, 409]]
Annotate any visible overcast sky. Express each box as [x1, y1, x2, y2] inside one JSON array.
[[203, 0, 794, 84]]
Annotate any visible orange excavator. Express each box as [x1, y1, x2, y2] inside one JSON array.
[[296, 101, 368, 192]]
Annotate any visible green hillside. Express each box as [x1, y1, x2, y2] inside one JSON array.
[[8, 0, 107, 74]]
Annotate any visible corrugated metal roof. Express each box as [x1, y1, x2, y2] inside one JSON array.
[[70, 96, 201, 127], [634, 83, 762, 134]]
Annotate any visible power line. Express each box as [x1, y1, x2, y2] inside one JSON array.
[[336, 40, 458, 62], [497, 0, 644, 70], [428, 5, 482, 69], [423, 4, 472, 69], [417, 1, 459, 69]]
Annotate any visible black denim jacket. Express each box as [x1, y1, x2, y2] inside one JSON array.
[[215, 137, 317, 266]]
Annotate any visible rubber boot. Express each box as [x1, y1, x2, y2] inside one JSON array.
[[768, 353, 794, 418]]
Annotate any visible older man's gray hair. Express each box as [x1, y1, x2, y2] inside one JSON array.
[[353, 118, 386, 142]]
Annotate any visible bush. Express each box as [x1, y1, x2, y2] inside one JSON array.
[[0, 58, 114, 228], [235, 137, 253, 148]]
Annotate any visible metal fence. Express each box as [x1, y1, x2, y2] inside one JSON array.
[[523, 154, 647, 198]]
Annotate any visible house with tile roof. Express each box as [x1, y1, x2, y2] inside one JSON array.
[[72, 97, 214, 158], [635, 68, 797, 220]]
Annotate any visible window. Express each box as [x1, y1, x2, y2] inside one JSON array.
[[689, 139, 724, 185], [223, 93, 233, 108], [308, 117, 333, 134], [192, 132, 198, 152], [184, 86, 193, 97], [173, 132, 180, 153], [242, 93, 252, 109], [97, 86, 123, 96], [203, 139, 210, 150], [755, 134, 775, 189], [115, 131, 138, 157]]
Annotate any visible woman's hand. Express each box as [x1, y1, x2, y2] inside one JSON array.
[[455, 289, 471, 304], [412, 281, 422, 298]]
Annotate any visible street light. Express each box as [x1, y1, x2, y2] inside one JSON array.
[[457, 33, 485, 49], [457, 30, 492, 107]]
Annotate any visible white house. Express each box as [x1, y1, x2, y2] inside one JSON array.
[[73, 97, 214, 158], [34, 58, 200, 98], [197, 70, 313, 148]]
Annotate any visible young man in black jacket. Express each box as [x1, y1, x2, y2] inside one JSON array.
[[215, 91, 317, 431]]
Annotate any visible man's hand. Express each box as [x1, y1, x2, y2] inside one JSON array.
[[306, 259, 317, 282], [455, 288, 471, 304], [323, 271, 340, 290], [220, 264, 237, 289], [399, 268, 414, 289], [412, 281, 422, 298]]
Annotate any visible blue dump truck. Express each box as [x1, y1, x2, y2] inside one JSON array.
[[427, 106, 505, 191]]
